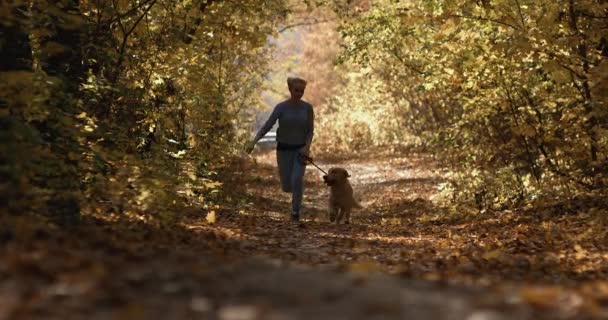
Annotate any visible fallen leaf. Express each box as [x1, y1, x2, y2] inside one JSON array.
[[482, 249, 502, 261], [349, 259, 382, 274], [519, 286, 563, 307], [206, 211, 216, 224]]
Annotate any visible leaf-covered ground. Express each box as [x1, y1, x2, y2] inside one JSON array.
[[2, 150, 607, 319], [205, 150, 608, 318]]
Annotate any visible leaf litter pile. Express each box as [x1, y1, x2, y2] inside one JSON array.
[[2, 151, 608, 319]]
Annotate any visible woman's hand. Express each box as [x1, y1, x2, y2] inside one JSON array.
[[298, 147, 312, 164], [298, 146, 310, 157], [245, 140, 256, 154]]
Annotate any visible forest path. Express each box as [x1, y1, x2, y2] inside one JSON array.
[[174, 150, 537, 320], [186, 150, 603, 319], [5, 151, 602, 319], [210, 150, 448, 275]]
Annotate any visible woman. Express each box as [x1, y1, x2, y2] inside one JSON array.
[[246, 77, 314, 222]]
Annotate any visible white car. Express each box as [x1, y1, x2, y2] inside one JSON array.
[[257, 131, 276, 149]]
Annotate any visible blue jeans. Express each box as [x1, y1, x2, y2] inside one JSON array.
[[276, 150, 306, 214]]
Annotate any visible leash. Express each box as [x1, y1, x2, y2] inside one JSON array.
[[299, 154, 327, 175]]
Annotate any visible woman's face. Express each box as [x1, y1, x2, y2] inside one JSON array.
[[289, 83, 306, 101]]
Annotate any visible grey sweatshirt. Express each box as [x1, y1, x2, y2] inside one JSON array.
[[253, 100, 314, 150]]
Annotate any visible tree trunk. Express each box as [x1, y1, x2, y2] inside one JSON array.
[[568, 0, 599, 170], [34, 0, 84, 82], [0, 5, 34, 214], [0, 9, 32, 72], [30, 0, 85, 224]]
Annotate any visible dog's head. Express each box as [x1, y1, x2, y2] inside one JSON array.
[[323, 167, 350, 186]]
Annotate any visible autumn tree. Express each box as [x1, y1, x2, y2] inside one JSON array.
[[1, 3, 34, 214], [1, 0, 292, 222], [331, 0, 607, 207]]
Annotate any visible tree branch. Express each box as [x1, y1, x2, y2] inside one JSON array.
[[112, 0, 158, 83], [390, 47, 427, 76], [105, 0, 157, 25], [513, 0, 527, 29], [448, 14, 520, 30], [183, 0, 219, 44]]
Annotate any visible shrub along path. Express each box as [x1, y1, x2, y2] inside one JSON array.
[[2, 150, 607, 319]]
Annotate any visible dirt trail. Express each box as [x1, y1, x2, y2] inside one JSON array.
[[6, 151, 599, 319], [178, 151, 537, 319], [208, 151, 447, 273]]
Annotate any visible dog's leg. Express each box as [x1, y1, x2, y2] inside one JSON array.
[[329, 206, 337, 222], [335, 207, 344, 224], [344, 207, 351, 224]]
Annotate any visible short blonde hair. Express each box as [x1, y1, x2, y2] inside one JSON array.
[[287, 77, 307, 88]]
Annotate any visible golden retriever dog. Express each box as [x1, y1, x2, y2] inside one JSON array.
[[322, 167, 362, 224]]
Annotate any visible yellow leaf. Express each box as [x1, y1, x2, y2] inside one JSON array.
[[519, 286, 563, 307], [422, 272, 441, 281], [203, 180, 223, 189], [348, 259, 381, 274], [574, 244, 587, 259], [482, 249, 502, 260], [186, 172, 197, 181], [206, 211, 216, 224]]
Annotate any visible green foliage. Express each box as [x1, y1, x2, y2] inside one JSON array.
[[334, 0, 607, 207], [2, 0, 291, 224], [3, 0, 605, 221], [315, 69, 416, 153]]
